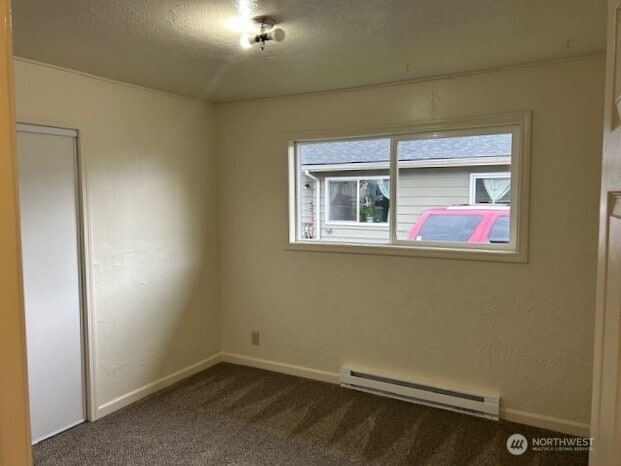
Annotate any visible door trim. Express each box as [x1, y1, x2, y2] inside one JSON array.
[[16, 123, 77, 138], [0, 0, 32, 461], [16, 120, 98, 423], [590, 1, 621, 464]]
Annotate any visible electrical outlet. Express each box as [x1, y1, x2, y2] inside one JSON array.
[[251, 331, 260, 346]]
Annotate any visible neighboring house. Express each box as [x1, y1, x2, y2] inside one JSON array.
[[299, 134, 512, 242]]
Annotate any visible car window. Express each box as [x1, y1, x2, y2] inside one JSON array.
[[488, 216, 510, 243], [416, 214, 483, 242]]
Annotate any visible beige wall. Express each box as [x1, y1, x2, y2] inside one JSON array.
[[216, 56, 604, 433], [13, 59, 220, 410], [9, 54, 604, 436]]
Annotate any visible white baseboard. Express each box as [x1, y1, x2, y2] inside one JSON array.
[[221, 352, 339, 384], [220, 352, 590, 437], [501, 407, 590, 437], [95, 351, 591, 438], [97, 352, 222, 418]]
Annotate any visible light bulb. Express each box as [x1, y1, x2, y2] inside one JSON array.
[[267, 28, 285, 42], [240, 33, 254, 49], [228, 17, 255, 33]]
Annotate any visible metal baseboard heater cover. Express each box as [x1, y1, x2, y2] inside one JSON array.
[[339, 367, 499, 420]]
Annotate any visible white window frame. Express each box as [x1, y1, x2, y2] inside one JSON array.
[[325, 176, 390, 226], [287, 112, 531, 263], [469, 172, 511, 205]]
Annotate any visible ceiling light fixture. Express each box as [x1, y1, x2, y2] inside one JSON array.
[[239, 17, 285, 51]]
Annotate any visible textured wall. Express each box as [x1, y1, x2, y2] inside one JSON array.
[[216, 57, 604, 430], [13, 59, 220, 407]]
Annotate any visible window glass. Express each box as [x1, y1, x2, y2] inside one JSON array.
[[359, 179, 389, 223], [396, 134, 512, 242], [415, 214, 483, 242], [300, 138, 390, 166], [488, 216, 510, 243], [474, 176, 510, 204], [328, 180, 356, 221]]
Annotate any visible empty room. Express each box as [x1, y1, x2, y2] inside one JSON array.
[[1, 0, 621, 465]]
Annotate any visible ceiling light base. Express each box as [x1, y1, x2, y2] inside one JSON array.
[[253, 17, 276, 30], [239, 16, 285, 51]]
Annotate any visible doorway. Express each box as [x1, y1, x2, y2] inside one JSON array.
[[16, 123, 87, 444]]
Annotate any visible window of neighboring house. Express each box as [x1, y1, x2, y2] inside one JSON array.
[[470, 173, 511, 204], [289, 113, 530, 262], [326, 177, 390, 224]]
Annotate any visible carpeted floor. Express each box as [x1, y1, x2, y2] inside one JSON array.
[[33, 363, 588, 465]]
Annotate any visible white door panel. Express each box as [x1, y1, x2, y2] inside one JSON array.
[[17, 128, 85, 444]]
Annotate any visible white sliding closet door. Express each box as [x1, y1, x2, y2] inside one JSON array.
[[16, 125, 85, 444]]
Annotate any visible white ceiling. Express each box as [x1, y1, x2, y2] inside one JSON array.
[[11, 0, 607, 103]]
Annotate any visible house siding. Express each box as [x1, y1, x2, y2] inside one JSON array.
[[300, 165, 509, 242]]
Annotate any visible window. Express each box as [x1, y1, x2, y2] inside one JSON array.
[[326, 177, 390, 224], [470, 173, 511, 204], [289, 113, 529, 261]]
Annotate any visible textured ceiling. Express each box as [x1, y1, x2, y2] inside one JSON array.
[[11, 0, 607, 102]]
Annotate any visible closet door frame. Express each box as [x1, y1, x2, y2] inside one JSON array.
[[16, 118, 97, 423]]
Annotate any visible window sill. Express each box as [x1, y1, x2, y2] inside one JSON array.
[[286, 241, 527, 263], [325, 222, 389, 228]]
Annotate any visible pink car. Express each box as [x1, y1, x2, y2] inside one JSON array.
[[407, 206, 510, 243]]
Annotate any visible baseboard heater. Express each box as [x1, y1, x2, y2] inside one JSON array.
[[339, 367, 499, 420]]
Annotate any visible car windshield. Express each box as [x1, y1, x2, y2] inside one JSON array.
[[488, 216, 510, 243], [416, 214, 483, 242]]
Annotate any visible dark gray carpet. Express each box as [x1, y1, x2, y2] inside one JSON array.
[[33, 363, 588, 465]]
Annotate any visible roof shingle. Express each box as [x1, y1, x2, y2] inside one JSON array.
[[300, 133, 512, 165]]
